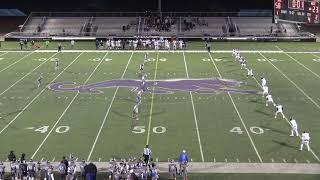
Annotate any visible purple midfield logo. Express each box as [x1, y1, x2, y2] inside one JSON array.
[[48, 78, 258, 95]]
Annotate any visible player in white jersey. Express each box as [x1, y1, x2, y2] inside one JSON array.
[[240, 59, 247, 69], [133, 102, 141, 120], [111, 40, 115, 49], [37, 75, 43, 88], [289, 118, 299, 137], [172, 40, 177, 50], [144, 52, 149, 63], [235, 53, 240, 61], [247, 68, 253, 78], [137, 89, 143, 103], [133, 40, 138, 50], [232, 49, 237, 57], [261, 77, 267, 87], [139, 64, 144, 71], [300, 131, 310, 151], [179, 40, 184, 49], [54, 59, 59, 71], [262, 85, 269, 97], [265, 94, 275, 107], [275, 104, 285, 119], [165, 40, 170, 50]]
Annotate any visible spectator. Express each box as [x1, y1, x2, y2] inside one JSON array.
[[179, 150, 189, 174], [85, 162, 97, 180], [61, 156, 69, 176], [8, 150, 16, 162], [168, 159, 177, 180], [0, 161, 5, 180], [79, 159, 87, 180], [143, 145, 152, 164], [20, 153, 26, 163], [58, 161, 67, 180]]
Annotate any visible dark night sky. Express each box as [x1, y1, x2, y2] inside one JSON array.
[[0, 0, 272, 12]]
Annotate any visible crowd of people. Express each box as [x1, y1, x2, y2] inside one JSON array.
[[144, 13, 175, 32], [1, 147, 190, 180], [4, 151, 97, 180], [95, 38, 186, 50]]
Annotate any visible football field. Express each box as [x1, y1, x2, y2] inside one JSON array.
[[0, 43, 320, 166]]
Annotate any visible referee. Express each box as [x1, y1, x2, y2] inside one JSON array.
[[143, 145, 152, 164]]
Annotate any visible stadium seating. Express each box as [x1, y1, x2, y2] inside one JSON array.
[[41, 17, 89, 35], [16, 15, 304, 38], [232, 17, 274, 36], [95, 17, 138, 35]]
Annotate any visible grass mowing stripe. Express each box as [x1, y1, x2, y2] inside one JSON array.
[[146, 52, 159, 145], [257, 53, 320, 162], [0, 51, 34, 73], [30, 52, 109, 159], [182, 51, 205, 162], [208, 52, 263, 163], [87, 52, 134, 161], [276, 46, 320, 80], [0, 52, 58, 96], [259, 53, 320, 110], [0, 52, 84, 135]]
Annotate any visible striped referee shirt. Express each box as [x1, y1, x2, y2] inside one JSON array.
[[143, 148, 151, 155]]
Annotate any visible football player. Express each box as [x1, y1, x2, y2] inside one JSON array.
[[275, 104, 285, 119], [300, 131, 310, 151], [290, 118, 299, 137], [37, 75, 43, 88], [265, 94, 275, 107]]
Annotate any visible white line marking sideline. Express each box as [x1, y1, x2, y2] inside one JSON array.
[[182, 51, 205, 162]]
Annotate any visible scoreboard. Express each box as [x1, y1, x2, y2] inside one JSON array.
[[274, 0, 319, 23]]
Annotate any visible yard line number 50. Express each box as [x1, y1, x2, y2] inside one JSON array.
[[132, 126, 166, 134]]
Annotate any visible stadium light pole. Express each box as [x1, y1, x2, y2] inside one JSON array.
[[158, 0, 162, 15]]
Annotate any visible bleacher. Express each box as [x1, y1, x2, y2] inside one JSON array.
[[42, 17, 89, 35], [4, 12, 312, 40]]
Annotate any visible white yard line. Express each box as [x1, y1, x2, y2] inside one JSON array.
[[276, 46, 320, 80], [253, 53, 320, 162], [259, 53, 320, 110], [0, 53, 58, 96], [0, 52, 9, 59], [208, 52, 263, 163], [182, 51, 205, 162], [31, 52, 109, 159], [0, 52, 84, 135], [87, 52, 134, 161], [0, 51, 34, 73]]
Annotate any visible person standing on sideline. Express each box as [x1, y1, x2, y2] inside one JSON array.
[[143, 145, 152, 165], [71, 40, 75, 49], [205, 41, 211, 53], [178, 150, 189, 174]]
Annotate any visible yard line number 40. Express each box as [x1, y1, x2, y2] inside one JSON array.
[[230, 126, 264, 135]]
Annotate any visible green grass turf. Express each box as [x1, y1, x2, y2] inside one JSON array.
[[0, 42, 319, 165]]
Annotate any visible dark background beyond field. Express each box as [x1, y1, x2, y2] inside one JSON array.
[[0, 0, 272, 12]]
